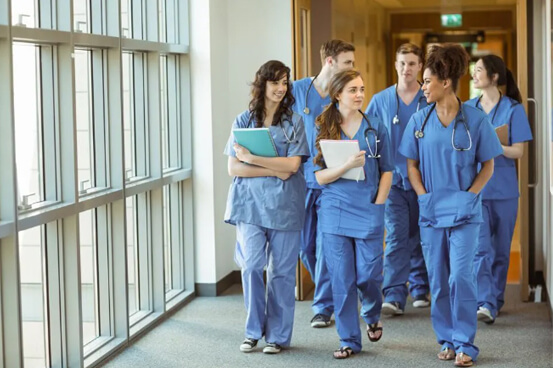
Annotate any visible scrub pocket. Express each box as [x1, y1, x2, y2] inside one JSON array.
[[418, 190, 481, 228], [339, 201, 385, 236]]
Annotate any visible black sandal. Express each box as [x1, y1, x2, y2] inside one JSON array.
[[367, 322, 383, 342], [333, 346, 354, 359]]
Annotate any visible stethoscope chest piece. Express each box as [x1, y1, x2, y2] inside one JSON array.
[[415, 130, 424, 139], [392, 115, 400, 125], [303, 107, 310, 115]]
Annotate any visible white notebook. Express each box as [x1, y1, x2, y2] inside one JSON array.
[[319, 139, 365, 181]]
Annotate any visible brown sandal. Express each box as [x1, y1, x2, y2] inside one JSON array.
[[437, 347, 455, 360], [454, 352, 473, 367], [367, 321, 383, 342], [333, 346, 354, 359]]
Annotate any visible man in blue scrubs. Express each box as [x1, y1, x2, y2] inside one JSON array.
[[366, 43, 430, 316], [292, 39, 356, 327]]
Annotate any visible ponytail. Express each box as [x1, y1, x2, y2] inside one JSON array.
[[505, 68, 522, 103], [313, 103, 342, 167]]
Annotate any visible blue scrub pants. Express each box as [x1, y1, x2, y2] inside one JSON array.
[[475, 198, 518, 317], [300, 188, 333, 317], [420, 223, 480, 360], [383, 187, 429, 307], [235, 222, 301, 346], [323, 232, 383, 353]]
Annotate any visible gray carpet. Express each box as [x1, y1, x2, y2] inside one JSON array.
[[103, 284, 553, 368]]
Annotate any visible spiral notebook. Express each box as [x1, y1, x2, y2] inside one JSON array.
[[233, 128, 278, 157], [319, 139, 365, 181]]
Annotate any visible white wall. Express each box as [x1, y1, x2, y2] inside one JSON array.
[[190, 0, 293, 285]]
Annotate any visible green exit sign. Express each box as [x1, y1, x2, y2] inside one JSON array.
[[441, 14, 462, 27]]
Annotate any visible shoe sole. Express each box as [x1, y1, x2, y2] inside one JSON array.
[[381, 305, 403, 316], [413, 301, 430, 308], [263, 348, 281, 354], [311, 321, 331, 328]]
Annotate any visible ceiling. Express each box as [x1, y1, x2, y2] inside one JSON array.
[[372, 0, 516, 10]]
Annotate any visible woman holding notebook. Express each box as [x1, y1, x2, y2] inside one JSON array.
[[313, 69, 394, 359], [223, 60, 309, 354], [466, 55, 533, 324]]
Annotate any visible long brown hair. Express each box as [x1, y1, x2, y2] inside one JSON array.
[[479, 55, 522, 103], [248, 60, 295, 127], [313, 70, 362, 167]]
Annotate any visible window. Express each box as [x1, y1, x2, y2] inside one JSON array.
[[123, 52, 149, 181], [79, 209, 99, 345], [19, 226, 49, 367], [11, 0, 38, 28], [164, 183, 185, 301], [75, 48, 109, 194], [13, 43, 58, 211], [161, 54, 182, 171]]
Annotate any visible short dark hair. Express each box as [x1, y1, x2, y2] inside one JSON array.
[[320, 39, 355, 65]]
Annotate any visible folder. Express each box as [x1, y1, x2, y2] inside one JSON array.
[[233, 128, 278, 157], [495, 124, 509, 145], [319, 139, 365, 181]]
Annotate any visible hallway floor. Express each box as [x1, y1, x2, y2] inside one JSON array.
[[104, 284, 552, 368]]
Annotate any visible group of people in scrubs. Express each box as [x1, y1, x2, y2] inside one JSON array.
[[224, 38, 532, 367]]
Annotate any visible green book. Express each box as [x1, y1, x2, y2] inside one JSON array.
[[233, 128, 279, 157]]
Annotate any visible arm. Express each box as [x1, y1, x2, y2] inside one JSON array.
[[234, 143, 301, 173], [374, 171, 392, 204], [468, 158, 494, 194], [501, 142, 524, 159], [315, 151, 366, 185], [407, 158, 427, 195], [228, 157, 291, 180]]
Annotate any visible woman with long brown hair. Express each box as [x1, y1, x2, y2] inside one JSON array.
[[313, 69, 393, 359], [224, 60, 309, 354]]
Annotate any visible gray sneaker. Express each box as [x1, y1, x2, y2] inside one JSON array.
[[263, 343, 282, 354], [310, 313, 331, 328], [413, 294, 430, 308], [477, 307, 495, 324]]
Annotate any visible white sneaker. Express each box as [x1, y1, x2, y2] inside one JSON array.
[[477, 307, 495, 324], [263, 343, 282, 354], [381, 301, 404, 316], [412, 295, 430, 308], [240, 338, 258, 352]]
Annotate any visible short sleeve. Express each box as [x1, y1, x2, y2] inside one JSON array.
[[376, 120, 394, 172], [286, 115, 310, 162], [509, 104, 533, 144], [476, 117, 503, 162], [398, 117, 419, 161]]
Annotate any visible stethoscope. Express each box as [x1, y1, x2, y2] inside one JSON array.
[[392, 83, 425, 125], [360, 110, 380, 158], [414, 98, 473, 151], [475, 92, 502, 124], [249, 116, 298, 144], [303, 73, 320, 115]]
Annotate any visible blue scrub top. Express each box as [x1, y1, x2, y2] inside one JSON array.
[[465, 96, 533, 200], [366, 85, 427, 191], [399, 104, 503, 228], [292, 77, 331, 190], [313, 114, 395, 239], [224, 110, 310, 231]]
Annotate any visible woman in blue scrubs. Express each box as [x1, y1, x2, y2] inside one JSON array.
[[467, 55, 533, 324], [313, 69, 394, 359], [224, 60, 309, 354], [399, 44, 503, 367]]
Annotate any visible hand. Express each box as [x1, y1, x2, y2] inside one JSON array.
[[274, 171, 292, 180], [233, 143, 253, 163], [345, 151, 366, 169]]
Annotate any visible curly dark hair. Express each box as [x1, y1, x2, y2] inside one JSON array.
[[424, 43, 469, 91], [313, 69, 362, 167], [248, 60, 295, 127]]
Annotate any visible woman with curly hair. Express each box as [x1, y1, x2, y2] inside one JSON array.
[[399, 44, 503, 367], [313, 69, 394, 359], [224, 60, 309, 354]]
